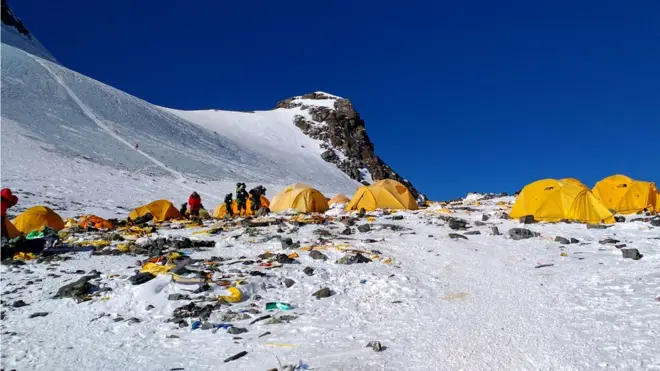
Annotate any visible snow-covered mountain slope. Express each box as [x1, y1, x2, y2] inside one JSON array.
[[1, 43, 364, 217], [1, 0, 55, 63]]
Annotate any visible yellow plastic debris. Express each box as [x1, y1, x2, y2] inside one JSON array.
[[263, 343, 297, 348], [367, 217, 376, 223], [441, 292, 470, 300], [117, 243, 130, 252], [13, 252, 36, 261], [288, 252, 299, 259], [436, 208, 453, 214], [560, 252, 568, 257], [64, 218, 77, 228], [383, 258, 392, 264], [140, 262, 175, 275], [75, 240, 110, 248], [219, 287, 243, 303]]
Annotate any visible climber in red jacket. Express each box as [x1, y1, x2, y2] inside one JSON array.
[[188, 192, 202, 218], [1, 188, 19, 237]]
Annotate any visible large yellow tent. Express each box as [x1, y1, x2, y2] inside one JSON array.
[[592, 174, 658, 214], [559, 178, 587, 189], [270, 183, 328, 213], [328, 194, 350, 207], [129, 200, 182, 222], [2, 218, 22, 239], [510, 179, 614, 224], [345, 179, 418, 211], [12, 206, 65, 234], [212, 195, 270, 218]]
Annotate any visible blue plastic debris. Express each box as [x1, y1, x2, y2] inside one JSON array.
[[360, 279, 367, 284], [191, 320, 201, 330]]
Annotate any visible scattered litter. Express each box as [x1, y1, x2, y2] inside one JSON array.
[[223, 351, 248, 363], [266, 302, 292, 311], [366, 341, 384, 352]]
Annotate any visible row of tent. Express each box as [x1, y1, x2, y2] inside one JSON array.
[[214, 180, 418, 216], [510, 174, 659, 224], [3, 179, 420, 236], [4, 174, 656, 236]]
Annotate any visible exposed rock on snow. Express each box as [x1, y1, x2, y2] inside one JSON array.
[[276, 92, 423, 199], [357, 224, 371, 233], [621, 249, 643, 260], [312, 287, 334, 299], [449, 233, 468, 240], [508, 228, 539, 240]]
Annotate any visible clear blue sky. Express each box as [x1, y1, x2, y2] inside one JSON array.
[[12, 0, 660, 200]]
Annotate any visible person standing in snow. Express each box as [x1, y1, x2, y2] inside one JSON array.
[[224, 193, 234, 217], [1, 188, 19, 238], [235, 183, 248, 215], [249, 185, 266, 213], [188, 192, 202, 218]]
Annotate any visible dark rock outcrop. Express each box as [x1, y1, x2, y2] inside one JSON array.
[[276, 92, 423, 199], [1, 0, 30, 38]]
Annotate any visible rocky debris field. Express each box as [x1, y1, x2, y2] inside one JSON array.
[[1, 198, 660, 370]]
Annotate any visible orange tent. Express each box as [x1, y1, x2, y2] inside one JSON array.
[[79, 215, 114, 230]]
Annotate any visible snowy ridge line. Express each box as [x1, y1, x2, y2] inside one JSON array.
[[31, 56, 221, 202]]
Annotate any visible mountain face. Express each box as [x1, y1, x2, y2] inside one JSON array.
[[1, 4, 423, 217], [1, 0, 56, 62], [276, 93, 423, 200]]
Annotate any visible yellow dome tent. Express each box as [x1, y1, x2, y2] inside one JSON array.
[[346, 179, 418, 211], [510, 179, 614, 224], [328, 194, 350, 207], [559, 178, 587, 189], [270, 183, 328, 213], [212, 195, 270, 218], [129, 200, 182, 222], [2, 218, 22, 239], [12, 206, 65, 234], [592, 174, 658, 214]]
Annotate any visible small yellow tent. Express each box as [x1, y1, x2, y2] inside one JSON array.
[[129, 200, 182, 222], [12, 206, 65, 234], [212, 195, 270, 218], [346, 179, 418, 211], [328, 194, 350, 207], [559, 178, 587, 189], [510, 179, 614, 224], [270, 183, 328, 213], [593, 174, 658, 214], [2, 218, 22, 239]]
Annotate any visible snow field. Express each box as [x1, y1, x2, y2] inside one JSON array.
[[1, 198, 659, 370]]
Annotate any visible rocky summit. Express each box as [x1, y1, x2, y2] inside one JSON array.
[[276, 92, 423, 200]]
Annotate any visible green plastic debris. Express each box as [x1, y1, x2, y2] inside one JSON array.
[[26, 230, 45, 240], [265, 302, 292, 311]]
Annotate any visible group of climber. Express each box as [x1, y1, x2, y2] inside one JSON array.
[[178, 183, 268, 220], [223, 183, 267, 217]]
